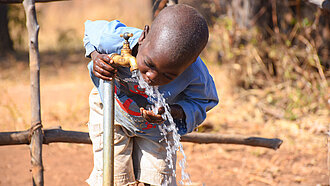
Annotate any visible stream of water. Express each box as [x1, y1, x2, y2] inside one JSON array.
[[132, 70, 191, 185]]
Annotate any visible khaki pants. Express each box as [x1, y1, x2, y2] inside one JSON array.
[[86, 88, 176, 186]]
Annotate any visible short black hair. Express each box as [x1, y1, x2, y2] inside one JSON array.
[[148, 4, 209, 66]]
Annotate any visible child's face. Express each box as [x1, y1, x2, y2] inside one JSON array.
[[136, 41, 187, 86]]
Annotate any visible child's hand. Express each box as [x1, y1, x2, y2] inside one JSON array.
[[91, 51, 118, 81], [140, 107, 165, 124], [140, 105, 185, 123]]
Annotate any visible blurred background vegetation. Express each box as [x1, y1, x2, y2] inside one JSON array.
[[190, 0, 329, 122]]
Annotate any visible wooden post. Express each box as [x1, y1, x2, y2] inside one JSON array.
[[22, 0, 44, 185]]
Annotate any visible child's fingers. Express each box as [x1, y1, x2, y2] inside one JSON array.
[[94, 63, 117, 77], [140, 108, 164, 123], [93, 57, 118, 80], [95, 58, 117, 73], [108, 58, 120, 68], [99, 59, 115, 72], [146, 110, 163, 120], [101, 54, 110, 63], [93, 70, 113, 81], [158, 107, 165, 115]]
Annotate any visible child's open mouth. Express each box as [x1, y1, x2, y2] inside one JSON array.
[[141, 74, 155, 86]]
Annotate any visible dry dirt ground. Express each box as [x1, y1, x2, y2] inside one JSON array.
[[0, 52, 328, 186]]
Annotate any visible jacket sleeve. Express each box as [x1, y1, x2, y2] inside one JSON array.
[[83, 20, 110, 57], [175, 58, 219, 134], [83, 20, 142, 57]]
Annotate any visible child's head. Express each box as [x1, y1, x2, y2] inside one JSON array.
[[136, 4, 209, 86]]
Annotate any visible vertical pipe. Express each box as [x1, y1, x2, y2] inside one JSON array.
[[22, 0, 44, 185], [103, 80, 115, 186]]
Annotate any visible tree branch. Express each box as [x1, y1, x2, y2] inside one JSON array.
[[181, 133, 283, 150], [0, 127, 283, 150]]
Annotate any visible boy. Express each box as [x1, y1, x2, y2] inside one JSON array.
[[84, 4, 218, 186]]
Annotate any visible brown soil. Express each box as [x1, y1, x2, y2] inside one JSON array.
[[0, 138, 327, 186]]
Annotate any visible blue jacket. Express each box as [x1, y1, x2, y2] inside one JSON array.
[[84, 20, 219, 141]]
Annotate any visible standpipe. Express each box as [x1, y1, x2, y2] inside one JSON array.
[[103, 32, 138, 186]]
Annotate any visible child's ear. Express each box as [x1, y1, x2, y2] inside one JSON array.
[[138, 25, 150, 44]]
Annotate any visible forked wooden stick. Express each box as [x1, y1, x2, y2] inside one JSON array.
[[23, 0, 44, 185]]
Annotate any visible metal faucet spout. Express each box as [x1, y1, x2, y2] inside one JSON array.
[[129, 56, 138, 72], [108, 32, 137, 72]]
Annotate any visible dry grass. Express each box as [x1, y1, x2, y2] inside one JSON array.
[[202, 15, 329, 123]]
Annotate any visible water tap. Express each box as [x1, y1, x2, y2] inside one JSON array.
[[109, 32, 138, 72]]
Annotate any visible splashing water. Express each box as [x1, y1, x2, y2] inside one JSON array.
[[132, 70, 191, 185]]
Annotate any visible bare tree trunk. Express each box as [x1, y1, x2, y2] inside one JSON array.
[[0, 4, 14, 57], [23, 0, 44, 185]]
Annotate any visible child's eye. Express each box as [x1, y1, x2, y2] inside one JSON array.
[[144, 60, 154, 68]]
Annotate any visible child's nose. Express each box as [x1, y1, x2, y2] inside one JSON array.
[[146, 71, 157, 81]]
